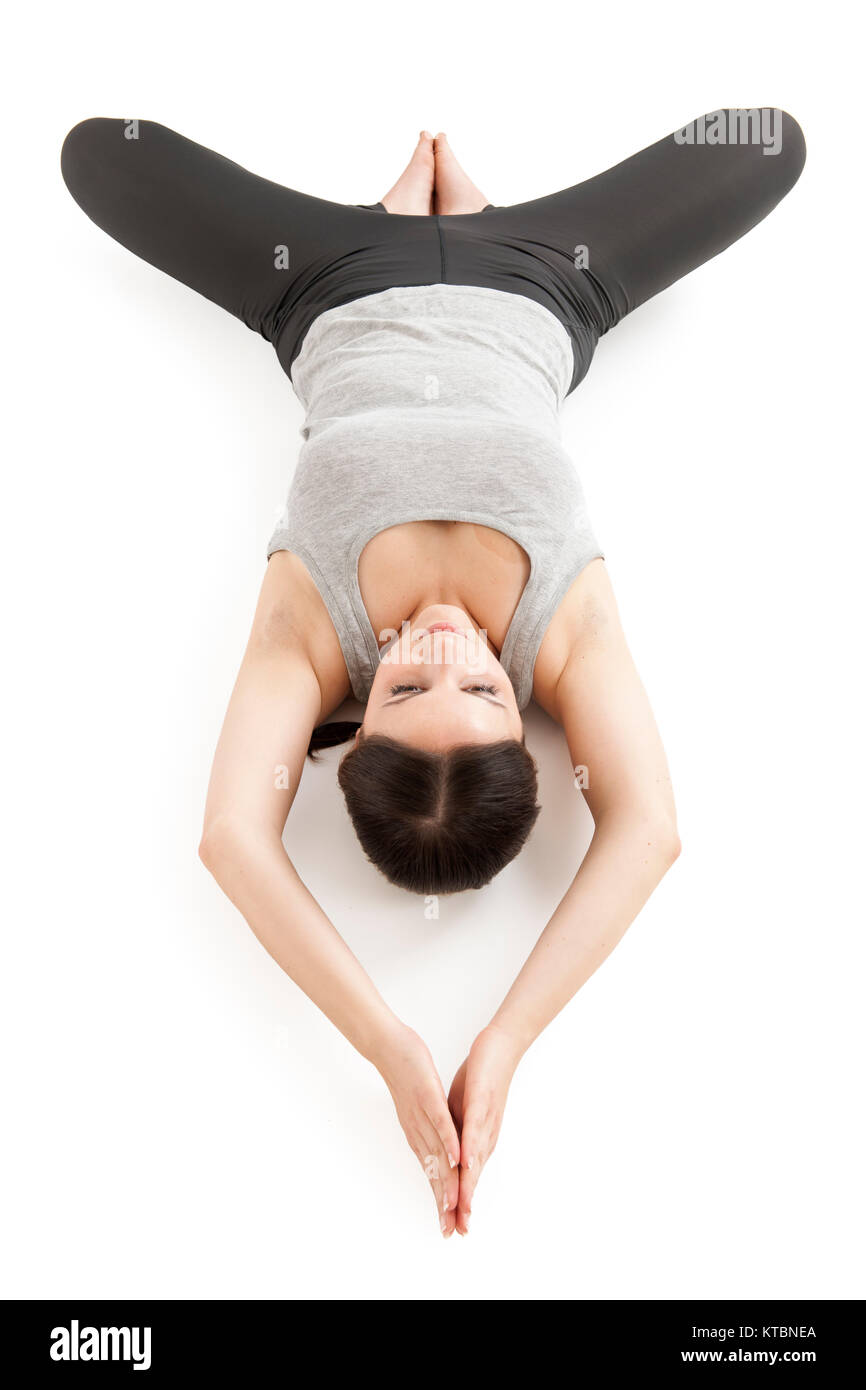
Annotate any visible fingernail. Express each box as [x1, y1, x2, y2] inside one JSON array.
[[464, 1215, 471, 1232], [467, 1156, 474, 1171], [448, 1153, 457, 1169], [442, 1195, 449, 1212], [440, 1217, 446, 1232]]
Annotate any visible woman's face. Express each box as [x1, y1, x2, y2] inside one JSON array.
[[362, 605, 523, 751]]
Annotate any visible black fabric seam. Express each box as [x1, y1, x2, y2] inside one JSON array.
[[435, 214, 447, 281]]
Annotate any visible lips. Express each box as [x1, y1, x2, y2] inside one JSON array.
[[425, 622, 461, 634]]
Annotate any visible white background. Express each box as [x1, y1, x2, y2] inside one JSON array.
[[3, 0, 863, 1300]]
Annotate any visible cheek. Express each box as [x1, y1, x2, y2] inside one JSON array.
[[375, 647, 411, 679]]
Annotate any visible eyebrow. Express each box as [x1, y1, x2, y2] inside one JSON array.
[[382, 688, 508, 709]]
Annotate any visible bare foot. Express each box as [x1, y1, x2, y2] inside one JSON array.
[[380, 132, 435, 215], [433, 134, 489, 215]]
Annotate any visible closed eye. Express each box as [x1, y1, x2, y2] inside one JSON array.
[[385, 682, 503, 703]]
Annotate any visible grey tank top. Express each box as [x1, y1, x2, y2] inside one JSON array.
[[267, 284, 603, 710]]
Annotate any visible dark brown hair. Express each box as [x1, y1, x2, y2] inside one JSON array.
[[308, 722, 540, 894]]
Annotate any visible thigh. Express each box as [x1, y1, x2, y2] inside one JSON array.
[[497, 108, 806, 324], [61, 117, 378, 342]]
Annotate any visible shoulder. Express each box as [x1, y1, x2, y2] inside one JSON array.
[[249, 551, 351, 715], [531, 558, 622, 716]]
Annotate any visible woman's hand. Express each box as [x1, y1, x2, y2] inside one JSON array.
[[377, 1024, 462, 1237], [448, 1024, 521, 1235]]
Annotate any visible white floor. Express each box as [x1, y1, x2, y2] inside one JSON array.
[[3, 1, 863, 1300]]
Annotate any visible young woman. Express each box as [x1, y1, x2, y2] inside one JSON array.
[[61, 110, 806, 1236]]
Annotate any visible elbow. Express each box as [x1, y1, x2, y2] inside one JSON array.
[[654, 818, 682, 871], [665, 827, 682, 868], [198, 826, 224, 877], [198, 830, 217, 874], [198, 813, 278, 879], [595, 807, 682, 871], [625, 808, 681, 872], [198, 815, 245, 876]]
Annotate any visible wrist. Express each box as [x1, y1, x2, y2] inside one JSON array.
[[363, 1012, 414, 1078], [482, 1017, 533, 1072]]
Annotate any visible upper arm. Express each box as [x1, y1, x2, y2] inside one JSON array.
[[534, 561, 678, 833], [201, 552, 350, 845]]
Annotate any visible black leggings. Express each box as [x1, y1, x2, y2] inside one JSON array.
[[60, 111, 805, 394]]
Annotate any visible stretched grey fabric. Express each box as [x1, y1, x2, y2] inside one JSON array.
[[267, 284, 603, 709]]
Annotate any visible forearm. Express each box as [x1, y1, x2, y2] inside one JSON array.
[[200, 823, 402, 1067], [490, 814, 680, 1060]]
